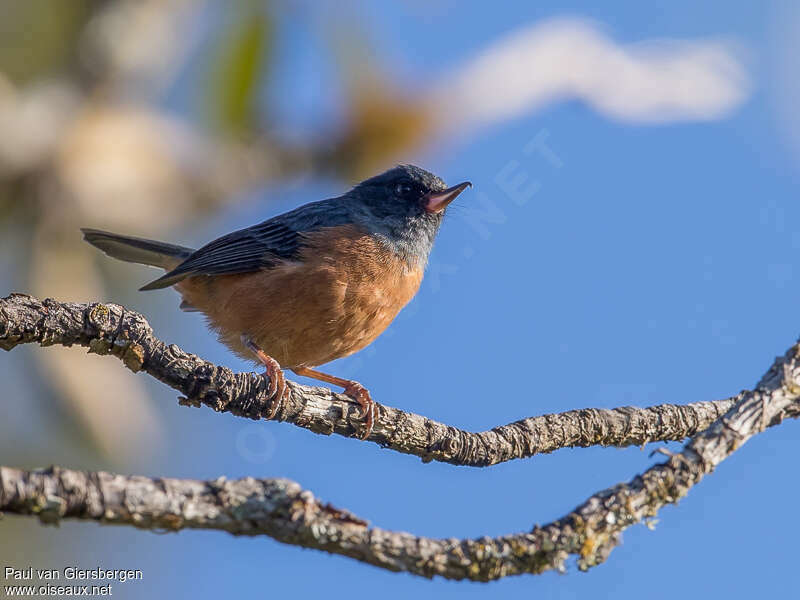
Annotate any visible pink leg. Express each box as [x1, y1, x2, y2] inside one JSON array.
[[241, 335, 288, 420], [291, 366, 375, 439]]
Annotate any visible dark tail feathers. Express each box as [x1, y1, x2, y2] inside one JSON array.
[[82, 228, 195, 278]]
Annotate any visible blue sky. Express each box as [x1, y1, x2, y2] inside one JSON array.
[[5, 1, 800, 598]]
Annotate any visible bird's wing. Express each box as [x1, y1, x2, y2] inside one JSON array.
[[140, 199, 346, 290]]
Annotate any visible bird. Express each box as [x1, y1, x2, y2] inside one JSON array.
[[82, 164, 471, 439]]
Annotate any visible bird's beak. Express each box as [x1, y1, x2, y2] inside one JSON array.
[[424, 181, 472, 213]]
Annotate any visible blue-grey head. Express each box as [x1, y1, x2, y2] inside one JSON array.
[[346, 164, 471, 266]]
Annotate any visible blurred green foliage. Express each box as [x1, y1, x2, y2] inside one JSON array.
[[206, 2, 272, 138], [0, 0, 98, 82]]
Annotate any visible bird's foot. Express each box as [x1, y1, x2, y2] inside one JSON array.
[[241, 335, 288, 420], [259, 354, 289, 420], [341, 381, 375, 440], [290, 366, 376, 439]]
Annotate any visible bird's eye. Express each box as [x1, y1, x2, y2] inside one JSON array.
[[394, 183, 413, 196]]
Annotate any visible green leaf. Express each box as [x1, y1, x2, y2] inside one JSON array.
[[206, 5, 272, 137]]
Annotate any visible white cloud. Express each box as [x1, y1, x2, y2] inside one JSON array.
[[430, 18, 751, 128]]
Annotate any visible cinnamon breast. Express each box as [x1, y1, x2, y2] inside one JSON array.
[[175, 224, 424, 368]]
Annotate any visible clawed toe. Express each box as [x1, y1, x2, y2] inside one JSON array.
[[288, 366, 377, 440], [241, 335, 288, 420], [260, 355, 288, 419], [342, 381, 375, 440]]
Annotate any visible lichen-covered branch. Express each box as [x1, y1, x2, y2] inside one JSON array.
[[0, 293, 741, 466], [2, 338, 798, 580], [2, 292, 800, 579]]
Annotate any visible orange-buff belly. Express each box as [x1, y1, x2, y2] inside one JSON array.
[[174, 225, 424, 368]]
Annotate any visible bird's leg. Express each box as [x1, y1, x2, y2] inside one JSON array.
[[240, 335, 288, 420], [291, 366, 375, 439]]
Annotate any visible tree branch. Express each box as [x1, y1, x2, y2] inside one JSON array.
[[3, 292, 800, 579], [2, 337, 798, 580], [0, 293, 741, 466]]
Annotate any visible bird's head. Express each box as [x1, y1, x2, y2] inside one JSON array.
[[353, 164, 471, 220], [347, 164, 471, 266]]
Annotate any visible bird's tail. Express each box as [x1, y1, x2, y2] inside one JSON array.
[[81, 228, 195, 271]]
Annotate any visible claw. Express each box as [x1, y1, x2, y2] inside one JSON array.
[[342, 381, 375, 440], [290, 366, 377, 440], [241, 335, 288, 420]]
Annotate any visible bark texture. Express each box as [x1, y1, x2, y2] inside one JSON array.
[[1, 342, 797, 581], [1, 293, 799, 580], [0, 294, 741, 465]]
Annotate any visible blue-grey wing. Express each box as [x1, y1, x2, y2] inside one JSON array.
[[140, 198, 350, 290]]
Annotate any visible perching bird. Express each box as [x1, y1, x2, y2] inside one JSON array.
[[82, 165, 471, 438]]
